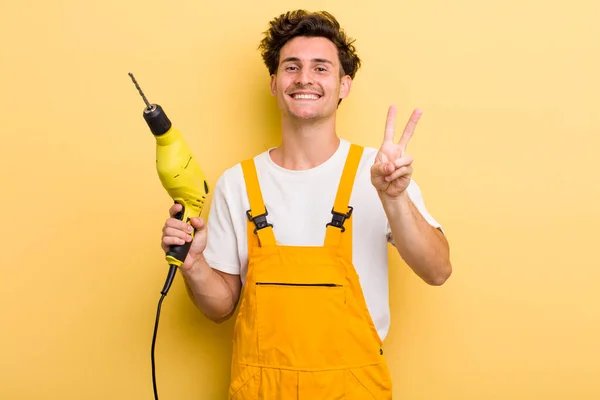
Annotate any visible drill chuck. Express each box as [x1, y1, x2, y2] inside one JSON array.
[[129, 71, 173, 136], [144, 104, 173, 136]]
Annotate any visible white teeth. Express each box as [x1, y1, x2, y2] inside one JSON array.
[[293, 94, 319, 100]]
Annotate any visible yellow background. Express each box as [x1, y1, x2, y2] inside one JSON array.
[[1, 0, 599, 398]]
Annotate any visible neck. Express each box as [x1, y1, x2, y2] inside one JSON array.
[[271, 115, 340, 170]]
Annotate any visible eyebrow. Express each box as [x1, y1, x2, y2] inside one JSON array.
[[281, 57, 334, 65]]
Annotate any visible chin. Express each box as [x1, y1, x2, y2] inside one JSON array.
[[292, 111, 319, 120], [290, 106, 333, 120], [282, 106, 317, 120]]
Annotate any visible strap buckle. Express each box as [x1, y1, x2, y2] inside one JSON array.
[[246, 207, 273, 234], [326, 206, 353, 233]]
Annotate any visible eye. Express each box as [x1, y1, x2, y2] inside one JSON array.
[[316, 67, 327, 72], [286, 65, 299, 71]]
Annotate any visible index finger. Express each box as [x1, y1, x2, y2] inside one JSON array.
[[169, 202, 183, 217], [383, 105, 397, 144], [397, 108, 422, 155]]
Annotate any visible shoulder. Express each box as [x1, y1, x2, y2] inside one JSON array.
[[358, 144, 378, 165], [211, 149, 272, 198], [347, 141, 378, 180], [343, 140, 377, 159], [341, 140, 378, 164]]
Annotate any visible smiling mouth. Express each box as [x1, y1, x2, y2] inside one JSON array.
[[290, 93, 321, 100]]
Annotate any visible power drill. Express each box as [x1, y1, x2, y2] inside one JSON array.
[[128, 72, 209, 400]]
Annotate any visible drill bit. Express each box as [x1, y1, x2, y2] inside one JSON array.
[[128, 72, 152, 110]]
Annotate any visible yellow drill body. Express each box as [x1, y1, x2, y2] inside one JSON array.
[[128, 72, 209, 287], [155, 126, 209, 267]]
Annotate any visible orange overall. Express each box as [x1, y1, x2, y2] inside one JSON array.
[[228, 144, 393, 399]]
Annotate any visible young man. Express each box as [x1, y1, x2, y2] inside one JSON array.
[[161, 9, 451, 399]]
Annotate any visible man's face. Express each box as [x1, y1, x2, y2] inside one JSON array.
[[270, 36, 352, 121]]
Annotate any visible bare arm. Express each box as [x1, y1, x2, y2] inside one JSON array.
[[371, 106, 452, 286], [161, 202, 242, 323], [179, 255, 242, 323], [381, 191, 451, 285]]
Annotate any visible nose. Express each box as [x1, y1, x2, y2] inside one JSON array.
[[295, 69, 314, 86]]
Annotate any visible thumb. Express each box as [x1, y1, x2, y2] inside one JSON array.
[[371, 161, 393, 177], [187, 217, 207, 255], [189, 216, 206, 231]]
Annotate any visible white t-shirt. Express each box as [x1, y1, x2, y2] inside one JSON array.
[[203, 139, 441, 341]]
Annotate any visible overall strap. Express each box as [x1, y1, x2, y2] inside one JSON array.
[[324, 144, 364, 248], [241, 158, 276, 247]]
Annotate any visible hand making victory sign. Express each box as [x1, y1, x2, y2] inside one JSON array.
[[371, 105, 423, 198]]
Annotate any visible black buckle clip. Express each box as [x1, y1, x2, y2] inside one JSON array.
[[326, 206, 353, 232], [246, 208, 273, 234]]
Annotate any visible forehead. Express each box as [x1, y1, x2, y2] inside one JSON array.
[[279, 36, 339, 64]]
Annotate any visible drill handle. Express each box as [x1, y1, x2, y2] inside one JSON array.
[[166, 202, 194, 267], [161, 201, 195, 295]]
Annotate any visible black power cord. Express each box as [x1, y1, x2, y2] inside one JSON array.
[[151, 293, 167, 400], [151, 264, 178, 400]]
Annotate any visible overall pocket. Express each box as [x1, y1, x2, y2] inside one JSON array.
[[255, 281, 349, 368]]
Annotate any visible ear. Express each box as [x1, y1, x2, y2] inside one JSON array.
[[270, 74, 277, 96], [339, 75, 352, 100]]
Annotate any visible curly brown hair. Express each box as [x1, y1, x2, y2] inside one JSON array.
[[258, 10, 362, 79]]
